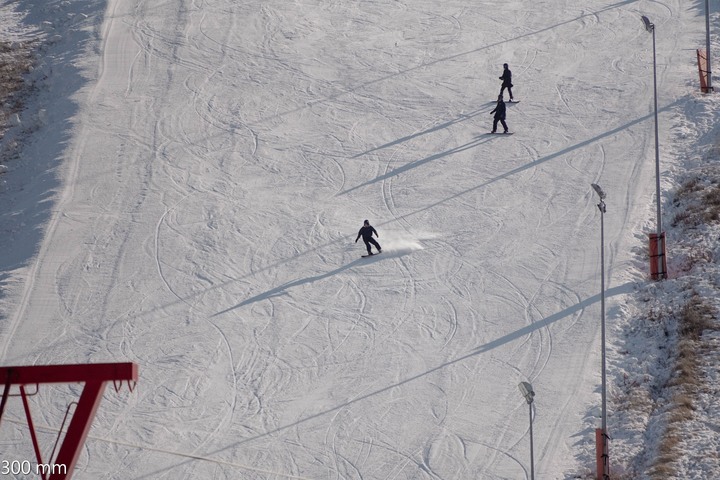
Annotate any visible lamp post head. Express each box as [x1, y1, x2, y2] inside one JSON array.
[[591, 183, 606, 200], [518, 381, 535, 404], [641, 15, 654, 33]]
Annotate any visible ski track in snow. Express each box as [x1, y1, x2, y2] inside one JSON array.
[[0, 0, 708, 478]]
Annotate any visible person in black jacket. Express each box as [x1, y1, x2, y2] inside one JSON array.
[[490, 95, 508, 133], [355, 220, 382, 255], [499, 63, 514, 102]]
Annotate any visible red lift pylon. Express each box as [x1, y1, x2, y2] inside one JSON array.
[[0, 362, 139, 480]]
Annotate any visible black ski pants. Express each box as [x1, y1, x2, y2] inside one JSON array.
[[492, 118, 508, 133], [500, 84, 513, 100], [363, 237, 381, 254]]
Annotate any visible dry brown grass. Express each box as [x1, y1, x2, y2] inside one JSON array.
[[0, 39, 38, 171], [649, 459, 677, 478], [667, 394, 695, 423], [679, 295, 715, 337], [0, 40, 36, 144], [650, 294, 716, 478]]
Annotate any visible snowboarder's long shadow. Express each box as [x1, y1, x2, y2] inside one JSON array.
[[339, 135, 495, 196], [211, 253, 390, 316], [351, 107, 489, 159]]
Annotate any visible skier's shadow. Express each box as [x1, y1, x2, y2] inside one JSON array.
[[212, 253, 387, 316]]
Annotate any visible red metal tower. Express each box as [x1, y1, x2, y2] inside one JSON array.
[[0, 362, 139, 479]]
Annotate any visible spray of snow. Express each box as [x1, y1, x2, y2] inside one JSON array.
[[377, 230, 433, 256]]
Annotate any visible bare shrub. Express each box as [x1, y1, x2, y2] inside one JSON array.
[[671, 209, 691, 227], [673, 245, 713, 273], [674, 177, 702, 202]]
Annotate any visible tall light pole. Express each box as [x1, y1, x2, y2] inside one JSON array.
[[706, 0, 713, 92], [641, 15, 666, 280], [591, 183, 609, 480], [518, 381, 535, 480]]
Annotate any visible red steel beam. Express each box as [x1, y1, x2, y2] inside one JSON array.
[[0, 363, 138, 480], [49, 381, 106, 480], [0, 363, 138, 385]]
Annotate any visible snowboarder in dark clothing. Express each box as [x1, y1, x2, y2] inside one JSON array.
[[499, 63, 513, 101], [355, 220, 382, 255], [490, 95, 508, 133]]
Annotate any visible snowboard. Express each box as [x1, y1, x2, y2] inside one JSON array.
[[487, 132, 514, 135], [362, 252, 382, 258]]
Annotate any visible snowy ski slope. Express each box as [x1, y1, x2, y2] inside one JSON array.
[[0, 0, 710, 478]]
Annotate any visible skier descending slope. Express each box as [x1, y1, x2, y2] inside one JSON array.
[[355, 220, 382, 257], [499, 62, 514, 102], [490, 95, 509, 134]]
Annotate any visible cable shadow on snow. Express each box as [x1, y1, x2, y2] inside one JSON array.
[[139, 283, 633, 478]]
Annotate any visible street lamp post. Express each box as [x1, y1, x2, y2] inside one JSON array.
[[641, 15, 666, 280], [706, 0, 713, 92], [518, 381, 535, 480], [591, 183, 609, 480]]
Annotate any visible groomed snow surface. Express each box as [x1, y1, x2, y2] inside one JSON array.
[[0, 0, 718, 479]]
